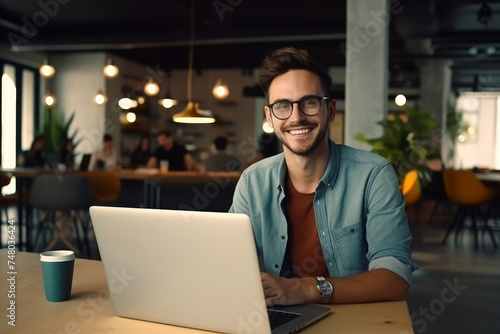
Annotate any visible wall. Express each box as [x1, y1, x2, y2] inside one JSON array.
[[154, 68, 257, 168], [50, 52, 107, 155]]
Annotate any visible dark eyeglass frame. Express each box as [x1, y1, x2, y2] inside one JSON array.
[[267, 95, 331, 120]]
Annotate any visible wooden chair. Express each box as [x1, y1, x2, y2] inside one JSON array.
[[441, 169, 498, 250]]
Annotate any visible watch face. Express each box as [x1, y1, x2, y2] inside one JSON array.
[[318, 280, 333, 295]]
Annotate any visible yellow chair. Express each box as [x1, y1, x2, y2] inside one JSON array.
[[84, 171, 122, 203], [442, 169, 498, 250], [401, 170, 421, 206]]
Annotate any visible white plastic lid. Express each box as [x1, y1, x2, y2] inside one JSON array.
[[40, 250, 75, 262]]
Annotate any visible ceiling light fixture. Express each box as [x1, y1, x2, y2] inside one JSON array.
[[172, 0, 215, 124], [94, 90, 108, 105], [103, 58, 119, 78], [395, 94, 406, 106], [159, 71, 178, 109], [144, 77, 160, 96], [40, 59, 55, 78], [44, 92, 56, 108], [212, 79, 229, 100]]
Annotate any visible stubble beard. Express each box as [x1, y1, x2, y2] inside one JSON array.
[[276, 121, 328, 157]]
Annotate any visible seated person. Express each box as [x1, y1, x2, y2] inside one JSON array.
[[130, 135, 152, 168], [59, 139, 75, 169], [147, 129, 194, 171], [20, 135, 46, 167], [204, 136, 241, 172], [92, 134, 117, 170], [230, 47, 417, 306]]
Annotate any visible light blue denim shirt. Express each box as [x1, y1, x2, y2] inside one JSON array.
[[230, 140, 417, 285]]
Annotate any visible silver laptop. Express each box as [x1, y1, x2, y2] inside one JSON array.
[[89, 206, 330, 334]]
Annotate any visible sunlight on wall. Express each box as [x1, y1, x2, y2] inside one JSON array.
[[1, 66, 17, 195], [455, 92, 499, 170]]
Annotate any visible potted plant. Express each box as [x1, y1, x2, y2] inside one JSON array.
[[36, 108, 80, 167], [354, 102, 441, 187]]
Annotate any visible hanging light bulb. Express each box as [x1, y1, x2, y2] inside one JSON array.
[[212, 79, 229, 100], [144, 77, 160, 96], [103, 58, 119, 78], [158, 97, 178, 108], [94, 90, 108, 105], [395, 94, 406, 106], [44, 92, 57, 108], [262, 120, 274, 134], [40, 60, 55, 78], [126, 112, 137, 123]]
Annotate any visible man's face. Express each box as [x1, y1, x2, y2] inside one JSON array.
[[265, 69, 335, 157], [157, 134, 173, 149]]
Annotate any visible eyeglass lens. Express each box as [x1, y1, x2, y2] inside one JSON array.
[[272, 96, 321, 119]]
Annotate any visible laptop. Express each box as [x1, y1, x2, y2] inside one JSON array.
[[79, 154, 92, 171], [89, 206, 331, 334]]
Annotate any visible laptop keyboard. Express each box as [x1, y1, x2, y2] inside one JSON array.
[[268, 309, 301, 330]]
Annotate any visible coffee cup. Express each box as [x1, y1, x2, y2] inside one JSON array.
[[40, 250, 75, 302]]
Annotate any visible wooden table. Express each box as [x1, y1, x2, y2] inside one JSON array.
[[475, 172, 500, 190], [0, 251, 414, 334]]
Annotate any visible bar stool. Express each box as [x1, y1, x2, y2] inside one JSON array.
[[441, 169, 498, 250]]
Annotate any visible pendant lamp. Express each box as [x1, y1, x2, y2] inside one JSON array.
[[173, 0, 215, 124]]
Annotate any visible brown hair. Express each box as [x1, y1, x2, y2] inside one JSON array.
[[258, 47, 332, 100], [157, 129, 171, 138]]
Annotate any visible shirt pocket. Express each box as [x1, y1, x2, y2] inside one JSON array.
[[331, 219, 368, 272]]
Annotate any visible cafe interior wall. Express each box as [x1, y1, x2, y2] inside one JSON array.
[[50, 52, 108, 157], [49, 52, 260, 167], [153, 68, 258, 167]]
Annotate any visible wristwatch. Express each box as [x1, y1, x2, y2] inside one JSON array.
[[316, 276, 334, 303]]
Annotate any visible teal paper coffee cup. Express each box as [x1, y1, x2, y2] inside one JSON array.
[[40, 250, 75, 302]]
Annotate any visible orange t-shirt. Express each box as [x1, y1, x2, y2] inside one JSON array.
[[284, 175, 329, 278]]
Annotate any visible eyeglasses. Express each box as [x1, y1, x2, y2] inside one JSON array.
[[267, 95, 330, 120]]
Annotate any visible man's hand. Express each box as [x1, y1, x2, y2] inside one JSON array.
[[261, 272, 316, 306]]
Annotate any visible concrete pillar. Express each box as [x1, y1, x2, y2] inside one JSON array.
[[418, 60, 452, 165], [344, 0, 390, 149]]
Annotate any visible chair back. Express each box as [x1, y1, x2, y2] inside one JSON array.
[[442, 169, 498, 206], [29, 174, 94, 210], [1, 174, 11, 188], [84, 171, 121, 202], [401, 170, 421, 206]]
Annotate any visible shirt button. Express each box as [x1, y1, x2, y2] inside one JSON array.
[[322, 231, 326, 237], [350, 228, 355, 233], [281, 235, 286, 240], [274, 264, 279, 268]]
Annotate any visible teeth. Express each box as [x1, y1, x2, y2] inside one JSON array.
[[289, 129, 311, 135]]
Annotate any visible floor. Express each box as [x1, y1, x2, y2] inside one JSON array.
[[1, 202, 500, 334]]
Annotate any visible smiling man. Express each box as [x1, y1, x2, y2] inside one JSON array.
[[230, 47, 417, 306]]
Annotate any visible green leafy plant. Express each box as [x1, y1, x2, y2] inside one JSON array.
[[355, 103, 441, 187], [445, 103, 468, 164], [37, 108, 79, 153]]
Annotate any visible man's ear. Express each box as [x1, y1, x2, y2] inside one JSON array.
[[327, 99, 337, 122]]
